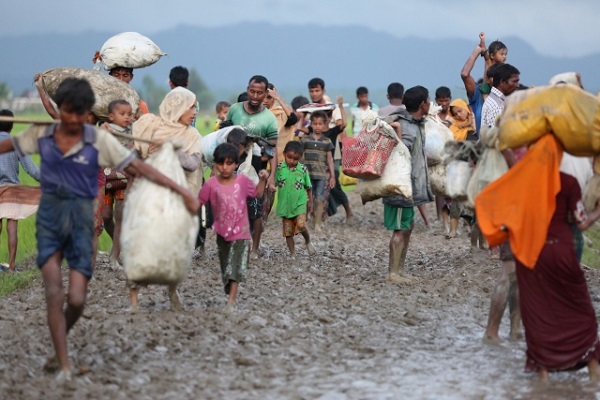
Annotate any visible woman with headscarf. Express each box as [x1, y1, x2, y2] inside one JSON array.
[[128, 87, 202, 311]]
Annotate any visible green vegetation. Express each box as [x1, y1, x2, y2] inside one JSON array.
[[0, 267, 40, 297], [583, 224, 600, 269]]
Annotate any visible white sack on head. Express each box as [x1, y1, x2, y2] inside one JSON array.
[[357, 140, 412, 204], [36, 67, 140, 120], [121, 142, 198, 285], [96, 32, 166, 70]]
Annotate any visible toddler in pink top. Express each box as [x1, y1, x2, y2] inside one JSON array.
[[199, 143, 267, 313]]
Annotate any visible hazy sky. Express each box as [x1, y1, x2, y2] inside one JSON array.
[[4, 0, 599, 58]]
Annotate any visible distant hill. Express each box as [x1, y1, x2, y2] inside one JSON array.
[[2, 23, 599, 106]]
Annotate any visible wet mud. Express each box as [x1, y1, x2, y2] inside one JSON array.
[[2, 192, 600, 399]]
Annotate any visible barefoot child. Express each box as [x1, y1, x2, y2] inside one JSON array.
[[275, 141, 316, 258], [0, 78, 199, 381], [299, 110, 338, 230], [199, 143, 267, 313], [101, 100, 134, 266]]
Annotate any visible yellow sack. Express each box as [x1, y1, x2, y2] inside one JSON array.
[[498, 85, 600, 156], [339, 171, 358, 186]]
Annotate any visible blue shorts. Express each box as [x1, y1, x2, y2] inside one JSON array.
[[311, 179, 326, 201], [36, 193, 94, 279]]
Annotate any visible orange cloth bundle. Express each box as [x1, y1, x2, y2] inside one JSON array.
[[475, 134, 563, 268]]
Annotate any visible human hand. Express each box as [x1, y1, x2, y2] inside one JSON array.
[[336, 96, 344, 105], [100, 122, 114, 133], [182, 192, 200, 215], [329, 176, 336, 189], [148, 139, 164, 155], [267, 175, 276, 192], [307, 202, 313, 214], [267, 87, 280, 101], [258, 169, 269, 181]]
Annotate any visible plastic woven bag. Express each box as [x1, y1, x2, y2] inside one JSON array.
[[424, 114, 453, 166], [466, 127, 508, 207], [498, 85, 600, 156], [95, 32, 166, 70], [428, 163, 447, 196], [342, 112, 399, 180], [121, 142, 199, 285], [36, 67, 140, 119], [357, 141, 412, 204], [446, 160, 473, 199]]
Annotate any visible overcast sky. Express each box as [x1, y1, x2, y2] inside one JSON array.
[[3, 0, 599, 58]]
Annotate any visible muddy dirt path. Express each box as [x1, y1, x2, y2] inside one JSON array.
[[2, 192, 600, 399]]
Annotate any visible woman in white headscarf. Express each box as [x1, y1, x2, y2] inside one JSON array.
[[133, 86, 203, 195], [129, 87, 203, 311]]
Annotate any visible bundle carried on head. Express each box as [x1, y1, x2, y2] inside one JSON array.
[[35, 67, 140, 120], [93, 32, 166, 71]]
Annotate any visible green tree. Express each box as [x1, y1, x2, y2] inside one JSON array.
[[139, 75, 167, 113], [0, 82, 11, 100], [188, 68, 214, 111]]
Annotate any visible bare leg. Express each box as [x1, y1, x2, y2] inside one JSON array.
[[388, 228, 414, 284], [441, 207, 450, 235], [446, 218, 459, 239], [588, 358, 600, 381], [102, 203, 115, 240], [508, 271, 522, 340], [129, 287, 139, 312], [286, 236, 296, 257], [168, 284, 184, 311], [250, 218, 263, 259], [109, 199, 124, 264], [301, 230, 316, 256], [314, 200, 324, 231], [416, 204, 431, 227], [223, 281, 238, 314], [483, 260, 515, 343], [435, 195, 444, 220], [539, 367, 549, 382], [342, 201, 354, 221], [7, 219, 18, 270], [42, 251, 88, 379]]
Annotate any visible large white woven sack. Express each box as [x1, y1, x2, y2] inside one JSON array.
[[424, 114, 453, 166], [36, 67, 140, 119], [121, 142, 199, 285], [446, 160, 473, 199], [357, 140, 412, 204], [99, 32, 166, 70]]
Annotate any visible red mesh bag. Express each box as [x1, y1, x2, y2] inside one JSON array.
[[342, 119, 399, 180]]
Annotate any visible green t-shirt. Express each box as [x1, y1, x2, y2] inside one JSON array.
[[275, 161, 312, 218], [226, 102, 279, 140]]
